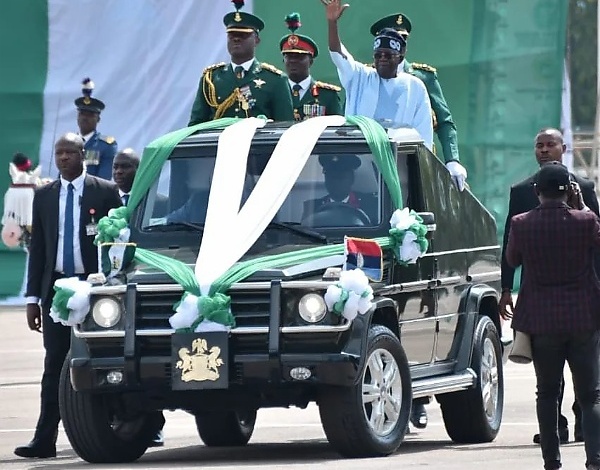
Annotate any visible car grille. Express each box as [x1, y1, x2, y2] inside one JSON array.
[[135, 289, 271, 330]]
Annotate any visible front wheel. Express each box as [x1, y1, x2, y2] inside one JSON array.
[[318, 324, 412, 457], [438, 315, 504, 443], [194, 410, 257, 447], [59, 356, 160, 463]]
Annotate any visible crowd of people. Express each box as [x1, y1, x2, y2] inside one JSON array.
[[6, 2, 600, 469]]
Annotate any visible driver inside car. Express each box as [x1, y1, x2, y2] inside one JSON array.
[[302, 154, 378, 226]]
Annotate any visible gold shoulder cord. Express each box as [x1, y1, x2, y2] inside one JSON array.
[[202, 69, 240, 119]]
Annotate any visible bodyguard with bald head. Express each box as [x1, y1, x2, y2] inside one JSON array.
[[15, 133, 122, 459]]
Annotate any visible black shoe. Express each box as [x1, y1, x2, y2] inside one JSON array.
[[533, 428, 569, 445], [148, 430, 164, 447], [14, 439, 56, 458], [410, 403, 428, 429]]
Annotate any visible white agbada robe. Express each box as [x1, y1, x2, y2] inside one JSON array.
[[330, 43, 433, 151]]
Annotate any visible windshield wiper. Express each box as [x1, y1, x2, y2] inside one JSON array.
[[145, 222, 204, 232], [267, 221, 327, 244]]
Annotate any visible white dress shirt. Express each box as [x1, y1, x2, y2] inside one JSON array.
[[80, 131, 94, 143], [330, 43, 433, 151], [27, 172, 87, 305], [288, 75, 312, 100], [230, 58, 256, 77], [55, 172, 86, 275], [119, 189, 130, 205]]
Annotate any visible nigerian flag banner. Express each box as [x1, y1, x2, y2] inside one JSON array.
[[0, 0, 246, 299]]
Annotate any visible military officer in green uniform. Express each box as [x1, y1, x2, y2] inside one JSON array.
[[279, 12, 342, 121], [188, 0, 294, 125], [371, 14, 467, 192]]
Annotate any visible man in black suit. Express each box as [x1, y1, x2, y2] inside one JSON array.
[[15, 133, 122, 459], [302, 154, 378, 225], [500, 127, 600, 445]]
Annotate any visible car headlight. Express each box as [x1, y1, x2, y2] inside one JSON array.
[[298, 293, 327, 323], [92, 297, 122, 328]]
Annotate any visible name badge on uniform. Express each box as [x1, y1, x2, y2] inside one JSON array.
[[84, 150, 100, 166], [86, 223, 98, 236]]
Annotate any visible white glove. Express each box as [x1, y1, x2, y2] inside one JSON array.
[[445, 161, 468, 191]]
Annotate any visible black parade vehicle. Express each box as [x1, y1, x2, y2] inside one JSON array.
[[58, 118, 510, 463]]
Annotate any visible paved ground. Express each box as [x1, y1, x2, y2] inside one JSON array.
[[0, 307, 587, 469]]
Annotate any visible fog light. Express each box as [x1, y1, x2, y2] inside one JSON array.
[[290, 367, 312, 380], [106, 370, 123, 384]]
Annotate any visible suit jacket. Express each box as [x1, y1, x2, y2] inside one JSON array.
[[506, 201, 600, 334], [302, 191, 378, 224], [26, 175, 122, 305], [84, 131, 118, 181], [501, 173, 600, 289], [188, 60, 294, 125]]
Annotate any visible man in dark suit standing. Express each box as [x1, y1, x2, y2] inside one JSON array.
[[504, 162, 600, 470], [14, 133, 122, 458], [302, 154, 378, 225], [500, 128, 600, 444]]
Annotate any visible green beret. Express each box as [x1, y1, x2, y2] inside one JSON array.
[[370, 13, 412, 37]]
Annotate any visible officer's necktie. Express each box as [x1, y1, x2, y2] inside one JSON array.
[[63, 183, 75, 277], [122, 194, 130, 206], [234, 66, 244, 79], [292, 84, 302, 97]]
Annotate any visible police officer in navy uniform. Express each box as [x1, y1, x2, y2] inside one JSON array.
[[188, 0, 294, 125], [75, 78, 118, 181], [279, 12, 342, 121]]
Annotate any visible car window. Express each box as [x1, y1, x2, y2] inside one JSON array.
[[141, 153, 385, 230]]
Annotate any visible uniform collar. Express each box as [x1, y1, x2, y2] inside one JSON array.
[[288, 75, 312, 91], [81, 131, 95, 143], [231, 58, 256, 73]]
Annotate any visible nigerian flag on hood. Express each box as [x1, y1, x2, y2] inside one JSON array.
[[0, 0, 251, 299]]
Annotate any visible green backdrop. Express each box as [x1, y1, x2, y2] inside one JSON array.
[[255, 0, 568, 289]]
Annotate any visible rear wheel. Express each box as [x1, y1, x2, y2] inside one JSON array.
[[194, 410, 257, 447], [438, 316, 504, 443], [318, 325, 412, 457], [59, 356, 159, 463]]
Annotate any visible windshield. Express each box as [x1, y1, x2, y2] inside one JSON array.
[[141, 151, 385, 237]]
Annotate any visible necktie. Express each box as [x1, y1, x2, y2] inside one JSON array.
[[292, 84, 302, 97], [122, 194, 130, 206], [63, 183, 75, 277], [234, 66, 244, 79]]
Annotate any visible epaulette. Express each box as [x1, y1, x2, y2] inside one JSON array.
[[260, 62, 283, 75], [411, 62, 437, 73], [98, 134, 116, 145], [315, 81, 341, 92], [202, 62, 226, 75]]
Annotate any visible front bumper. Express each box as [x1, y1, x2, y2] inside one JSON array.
[[71, 281, 365, 393]]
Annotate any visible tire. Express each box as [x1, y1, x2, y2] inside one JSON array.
[[59, 356, 159, 463], [438, 316, 504, 443], [195, 409, 257, 447], [318, 325, 412, 457]]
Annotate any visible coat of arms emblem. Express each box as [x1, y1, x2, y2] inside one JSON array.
[[175, 338, 224, 382]]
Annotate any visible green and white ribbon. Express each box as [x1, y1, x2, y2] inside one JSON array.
[[389, 208, 429, 265], [49, 277, 92, 326], [100, 227, 136, 279], [324, 269, 374, 321]]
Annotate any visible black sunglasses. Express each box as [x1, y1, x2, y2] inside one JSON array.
[[374, 51, 400, 60]]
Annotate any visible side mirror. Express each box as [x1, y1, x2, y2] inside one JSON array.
[[417, 212, 436, 233]]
